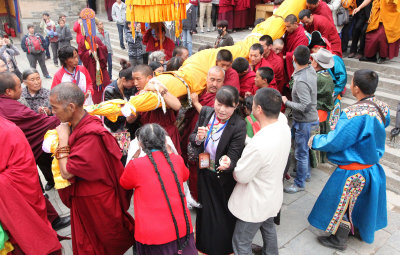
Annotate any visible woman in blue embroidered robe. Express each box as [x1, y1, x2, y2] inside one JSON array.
[[308, 70, 390, 248]]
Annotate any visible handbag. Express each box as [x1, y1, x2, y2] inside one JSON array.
[[337, 4, 350, 26]]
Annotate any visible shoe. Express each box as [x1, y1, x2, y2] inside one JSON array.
[[355, 53, 363, 59], [391, 128, 400, 138], [284, 183, 305, 194], [45, 56, 51, 60], [121, 46, 126, 50], [45, 182, 55, 191], [207, 28, 210, 32], [289, 172, 310, 182], [200, 30, 204, 33], [55, 63, 59, 67], [359, 56, 377, 62], [317, 221, 350, 251], [52, 216, 71, 231], [377, 57, 387, 64], [251, 244, 262, 255], [44, 75, 52, 79], [347, 52, 355, 58]]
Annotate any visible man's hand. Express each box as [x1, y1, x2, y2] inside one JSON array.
[[282, 96, 288, 104], [308, 135, 315, 149], [56, 123, 70, 146], [217, 155, 231, 171], [190, 93, 199, 104]]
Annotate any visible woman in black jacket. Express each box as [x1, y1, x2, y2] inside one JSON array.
[[189, 86, 246, 255]]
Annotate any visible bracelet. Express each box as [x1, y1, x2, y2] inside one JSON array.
[[56, 154, 69, 160], [160, 89, 168, 97], [55, 145, 70, 160]]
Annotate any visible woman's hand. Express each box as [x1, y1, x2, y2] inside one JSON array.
[[196, 126, 209, 141], [353, 7, 360, 15], [217, 155, 231, 171]]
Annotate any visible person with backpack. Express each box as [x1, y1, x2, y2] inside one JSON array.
[[21, 24, 51, 79]]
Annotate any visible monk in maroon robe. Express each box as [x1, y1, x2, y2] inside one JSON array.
[[0, 73, 69, 230], [259, 35, 286, 94], [300, 10, 342, 57], [249, 43, 279, 89], [234, 0, 250, 29], [78, 36, 111, 104], [105, 0, 115, 21], [50, 83, 135, 255], [180, 66, 225, 199], [218, 0, 235, 30], [306, 0, 333, 23], [283, 15, 310, 79], [216, 49, 240, 92], [0, 116, 62, 255]]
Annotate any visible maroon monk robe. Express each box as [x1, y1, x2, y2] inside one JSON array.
[[239, 68, 256, 97], [78, 36, 111, 104], [365, 24, 400, 60], [247, 0, 261, 27], [141, 108, 182, 154], [311, 0, 333, 24], [105, 0, 115, 21], [224, 67, 241, 92], [283, 25, 310, 79], [304, 15, 342, 57], [264, 50, 286, 94], [253, 58, 278, 89], [58, 114, 134, 255], [0, 116, 61, 255], [180, 92, 216, 200], [234, 0, 250, 29], [219, 0, 235, 30]]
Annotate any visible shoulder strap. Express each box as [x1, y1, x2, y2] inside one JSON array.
[[355, 99, 386, 125]]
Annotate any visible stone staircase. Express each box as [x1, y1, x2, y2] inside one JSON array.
[[76, 17, 400, 193]]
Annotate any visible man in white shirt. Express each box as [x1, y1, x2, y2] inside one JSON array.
[[228, 87, 291, 255]]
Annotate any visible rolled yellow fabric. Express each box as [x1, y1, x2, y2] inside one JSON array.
[[0, 241, 13, 255]]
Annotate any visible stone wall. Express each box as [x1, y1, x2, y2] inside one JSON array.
[[18, 0, 86, 35]]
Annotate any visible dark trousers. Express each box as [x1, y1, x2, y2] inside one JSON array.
[[37, 152, 55, 185], [129, 56, 143, 67], [107, 53, 113, 80], [341, 15, 353, 52], [50, 41, 59, 65], [350, 13, 367, 54], [396, 102, 400, 128], [117, 24, 125, 48], [44, 36, 50, 58], [27, 52, 49, 76], [212, 4, 219, 27]]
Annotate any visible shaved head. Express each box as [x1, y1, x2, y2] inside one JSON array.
[[50, 82, 85, 107], [284, 14, 298, 24]]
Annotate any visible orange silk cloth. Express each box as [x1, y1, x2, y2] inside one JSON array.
[[366, 0, 400, 43]]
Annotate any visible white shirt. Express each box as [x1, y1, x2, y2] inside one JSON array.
[[228, 114, 291, 223]]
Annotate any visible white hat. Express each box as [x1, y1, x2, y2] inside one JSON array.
[[311, 48, 334, 69]]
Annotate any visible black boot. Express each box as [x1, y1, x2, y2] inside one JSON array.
[[317, 221, 350, 251]]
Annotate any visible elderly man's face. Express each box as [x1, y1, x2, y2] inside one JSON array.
[[206, 69, 225, 93], [273, 44, 284, 55], [50, 94, 73, 123], [180, 49, 189, 61]]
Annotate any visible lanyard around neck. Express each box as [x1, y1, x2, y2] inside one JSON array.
[[204, 114, 228, 149]]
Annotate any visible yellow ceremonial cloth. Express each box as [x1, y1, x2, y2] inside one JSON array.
[[43, 130, 72, 189], [0, 241, 13, 255], [367, 0, 400, 43]]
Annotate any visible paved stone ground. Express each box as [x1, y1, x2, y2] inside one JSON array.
[[10, 35, 400, 254]]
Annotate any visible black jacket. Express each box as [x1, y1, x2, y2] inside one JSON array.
[[182, 5, 197, 31], [103, 80, 139, 138]]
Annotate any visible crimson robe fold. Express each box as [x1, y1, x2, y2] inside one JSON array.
[[58, 114, 135, 255], [283, 25, 310, 79], [264, 50, 286, 93], [0, 116, 61, 255], [311, 1, 334, 23]]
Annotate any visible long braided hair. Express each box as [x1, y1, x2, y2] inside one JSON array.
[[137, 124, 191, 253]]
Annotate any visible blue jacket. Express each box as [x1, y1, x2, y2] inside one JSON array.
[[328, 55, 347, 97]]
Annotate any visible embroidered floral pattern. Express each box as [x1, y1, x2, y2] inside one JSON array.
[[343, 97, 389, 124], [326, 173, 366, 234]]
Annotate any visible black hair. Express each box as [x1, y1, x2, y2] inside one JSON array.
[[215, 85, 239, 107], [133, 64, 154, 77], [166, 56, 184, 71], [198, 44, 213, 52], [119, 59, 134, 80], [42, 12, 49, 17], [285, 14, 298, 24], [58, 46, 77, 67], [307, 0, 319, 4], [294, 45, 310, 65], [22, 68, 40, 81], [274, 0, 284, 5], [137, 124, 191, 252], [59, 14, 66, 19], [216, 49, 233, 62], [259, 35, 273, 46], [216, 20, 229, 29], [126, 21, 131, 27], [353, 69, 379, 95], [244, 95, 254, 110], [172, 46, 188, 58], [257, 67, 274, 84], [50, 82, 85, 107], [27, 24, 34, 29], [299, 9, 312, 19], [0, 72, 18, 94], [254, 18, 265, 26], [148, 61, 163, 71], [232, 57, 249, 74], [250, 43, 264, 55], [254, 87, 282, 118]]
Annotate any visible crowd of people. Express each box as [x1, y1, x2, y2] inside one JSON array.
[[0, 0, 399, 254]]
